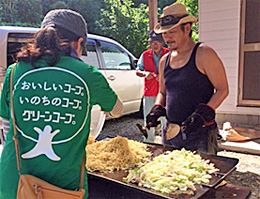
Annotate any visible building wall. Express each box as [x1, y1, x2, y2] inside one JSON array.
[[199, 0, 260, 128]]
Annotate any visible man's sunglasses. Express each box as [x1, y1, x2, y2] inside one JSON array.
[[158, 15, 188, 27]]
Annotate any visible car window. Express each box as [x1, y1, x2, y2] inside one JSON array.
[[7, 33, 34, 67], [81, 39, 100, 69], [99, 41, 131, 70]]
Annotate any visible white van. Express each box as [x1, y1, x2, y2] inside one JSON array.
[[0, 26, 144, 142]]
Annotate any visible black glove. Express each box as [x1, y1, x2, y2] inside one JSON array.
[[181, 103, 215, 134], [146, 105, 166, 129]]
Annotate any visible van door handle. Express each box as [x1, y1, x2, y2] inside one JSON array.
[[107, 75, 116, 81]]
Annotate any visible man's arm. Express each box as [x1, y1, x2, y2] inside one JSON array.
[[136, 53, 157, 80], [196, 43, 229, 109], [181, 45, 228, 135], [107, 97, 123, 118], [136, 53, 145, 77], [154, 54, 168, 106], [136, 70, 156, 80]]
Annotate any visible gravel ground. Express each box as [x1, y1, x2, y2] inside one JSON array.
[[97, 113, 260, 199]]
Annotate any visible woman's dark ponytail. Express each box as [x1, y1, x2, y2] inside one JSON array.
[[17, 26, 70, 68]]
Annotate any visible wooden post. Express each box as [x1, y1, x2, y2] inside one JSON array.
[[148, 0, 158, 31]]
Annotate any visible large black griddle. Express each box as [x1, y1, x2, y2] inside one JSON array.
[[88, 143, 238, 199]]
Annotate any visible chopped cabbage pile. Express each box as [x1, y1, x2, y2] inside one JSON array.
[[124, 148, 219, 195]]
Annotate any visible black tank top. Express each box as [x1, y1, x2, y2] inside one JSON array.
[[164, 42, 214, 125]]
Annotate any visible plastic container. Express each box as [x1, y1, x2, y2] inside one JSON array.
[[90, 105, 106, 139]]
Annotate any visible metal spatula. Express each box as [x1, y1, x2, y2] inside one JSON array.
[[136, 123, 148, 139]]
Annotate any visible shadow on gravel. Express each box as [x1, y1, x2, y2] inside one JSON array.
[[225, 170, 260, 199], [97, 113, 144, 141]]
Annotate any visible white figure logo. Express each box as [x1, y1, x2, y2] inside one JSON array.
[[13, 67, 90, 162], [22, 125, 61, 161]]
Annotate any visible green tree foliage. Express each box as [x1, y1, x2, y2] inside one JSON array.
[[50, 1, 68, 9], [133, 0, 198, 41], [16, 0, 42, 25], [132, 0, 176, 9], [96, 0, 149, 57], [0, 0, 18, 23], [0, 0, 42, 26], [0, 0, 198, 55], [66, 0, 105, 34], [41, 0, 51, 15]]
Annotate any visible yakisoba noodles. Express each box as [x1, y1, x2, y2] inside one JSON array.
[[86, 136, 151, 173]]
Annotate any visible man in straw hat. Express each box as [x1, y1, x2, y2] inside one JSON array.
[[146, 3, 229, 154], [136, 30, 170, 142]]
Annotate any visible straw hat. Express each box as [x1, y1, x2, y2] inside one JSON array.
[[154, 3, 197, 34]]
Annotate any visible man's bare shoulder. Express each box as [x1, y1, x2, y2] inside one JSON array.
[[159, 51, 170, 69], [196, 42, 224, 73], [161, 51, 170, 60], [197, 43, 218, 58]]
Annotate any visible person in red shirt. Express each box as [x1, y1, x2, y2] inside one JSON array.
[[136, 30, 170, 142]]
